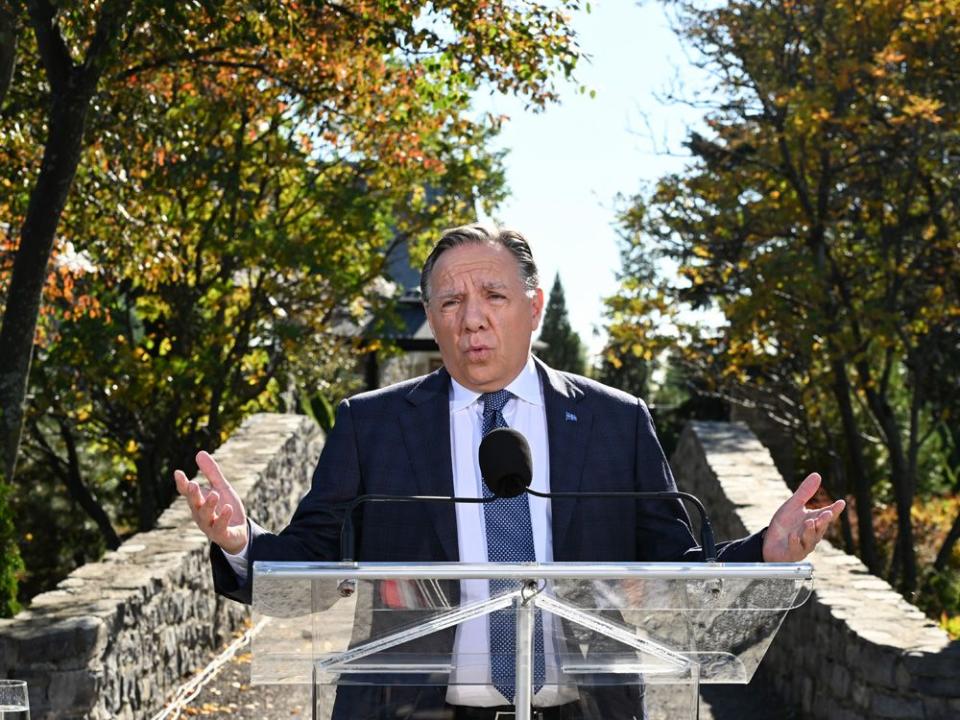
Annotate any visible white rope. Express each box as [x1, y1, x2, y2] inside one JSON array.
[[150, 616, 270, 720]]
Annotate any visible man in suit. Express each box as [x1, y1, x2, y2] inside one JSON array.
[[175, 224, 844, 719]]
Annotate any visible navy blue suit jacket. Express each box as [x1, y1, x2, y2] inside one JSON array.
[[212, 359, 764, 717]]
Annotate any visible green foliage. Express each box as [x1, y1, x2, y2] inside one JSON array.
[[0, 479, 22, 616], [605, 0, 960, 610], [0, 0, 585, 613], [537, 273, 586, 375], [594, 351, 650, 400], [598, 217, 669, 399]]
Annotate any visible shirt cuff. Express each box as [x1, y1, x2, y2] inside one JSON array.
[[222, 528, 250, 581]]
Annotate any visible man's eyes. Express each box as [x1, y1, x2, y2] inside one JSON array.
[[437, 292, 507, 309]]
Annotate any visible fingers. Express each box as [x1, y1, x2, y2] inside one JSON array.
[[788, 529, 803, 559], [800, 517, 819, 552], [797, 506, 842, 557], [173, 469, 190, 496], [174, 468, 219, 522], [175, 472, 206, 511], [173, 458, 244, 551], [174, 467, 212, 511], [196, 451, 229, 490], [789, 472, 822, 509], [211, 503, 235, 536], [827, 498, 847, 515]]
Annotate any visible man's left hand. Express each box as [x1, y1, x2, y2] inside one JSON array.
[[762, 473, 846, 562]]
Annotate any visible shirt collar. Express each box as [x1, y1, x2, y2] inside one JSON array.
[[449, 356, 543, 412]]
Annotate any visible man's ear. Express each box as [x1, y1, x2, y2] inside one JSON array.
[[530, 287, 545, 329]]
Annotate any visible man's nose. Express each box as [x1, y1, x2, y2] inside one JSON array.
[[462, 296, 487, 330]]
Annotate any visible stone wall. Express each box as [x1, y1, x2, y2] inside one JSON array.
[[673, 421, 960, 720], [0, 413, 322, 720]]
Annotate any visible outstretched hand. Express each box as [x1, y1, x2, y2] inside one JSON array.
[[762, 473, 845, 562], [174, 451, 248, 555]]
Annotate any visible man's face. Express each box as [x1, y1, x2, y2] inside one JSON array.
[[425, 241, 544, 393]]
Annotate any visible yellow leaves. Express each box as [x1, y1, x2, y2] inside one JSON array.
[[900, 94, 944, 123], [630, 343, 654, 362], [692, 245, 711, 259], [125, 440, 139, 455], [877, 48, 906, 66], [680, 265, 706, 286], [811, 107, 831, 123]]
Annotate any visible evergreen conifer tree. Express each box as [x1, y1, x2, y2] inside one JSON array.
[[537, 274, 586, 375]]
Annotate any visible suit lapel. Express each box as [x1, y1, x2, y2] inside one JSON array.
[[535, 358, 592, 555], [398, 368, 459, 561]]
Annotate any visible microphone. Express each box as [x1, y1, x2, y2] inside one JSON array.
[[478, 427, 532, 497], [478, 428, 720, 563]]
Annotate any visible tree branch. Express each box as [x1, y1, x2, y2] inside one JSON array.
[[113, 44, 231, 81], [29, 417, 121, 550], [934, 507, 960, 572], [0, 3, 18, 108], [77, 0, 134, 93], [26, 0, 74, 91]]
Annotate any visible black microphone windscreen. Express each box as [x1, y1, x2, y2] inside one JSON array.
[[479, 428, 533, 498]]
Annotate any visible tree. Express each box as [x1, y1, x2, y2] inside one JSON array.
[[0, 0, 585, 612], [608, 0, 960, 597], [537, 273, 586, 374]]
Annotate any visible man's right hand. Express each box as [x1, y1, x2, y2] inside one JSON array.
[[174, 451, 248, 555]]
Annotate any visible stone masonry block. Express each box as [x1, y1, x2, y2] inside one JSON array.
[[851, 678, 870, 710], [830, 662, 851, 697], [869, 691, 925, 719], [47, 669, 98, 714], [910, 674, 960, 697]]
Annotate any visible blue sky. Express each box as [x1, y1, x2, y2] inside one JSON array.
[[476, 1, 709, 359]]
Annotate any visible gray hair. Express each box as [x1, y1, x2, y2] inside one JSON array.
[[420, 223, 540, 303]]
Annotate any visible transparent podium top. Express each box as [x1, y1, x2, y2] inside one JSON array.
[[251, 561, 812, 689]]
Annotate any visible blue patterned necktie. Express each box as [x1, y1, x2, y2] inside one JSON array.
[[480, 390, 545, 702]]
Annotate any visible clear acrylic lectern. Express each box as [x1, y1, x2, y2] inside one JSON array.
[[251, 562, 812, 720]]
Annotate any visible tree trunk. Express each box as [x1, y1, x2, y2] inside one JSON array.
[[859, 369, 918, 592], [0, 84, 92, 483], [0, 6, 17, 107], [830, 358, 881, 573], [828, 448, 857, 554], [2, 0, 132, 483]]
